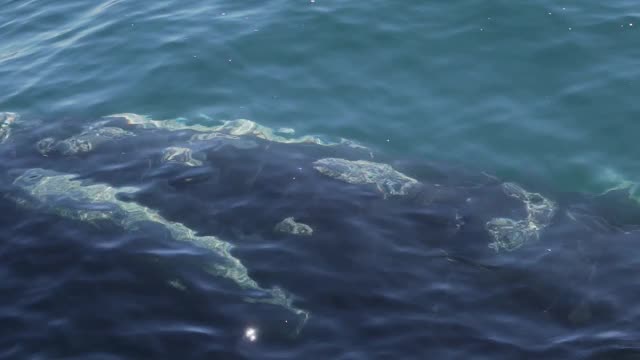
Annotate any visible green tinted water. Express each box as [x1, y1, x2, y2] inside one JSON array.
[[1, 0, 639, 195]]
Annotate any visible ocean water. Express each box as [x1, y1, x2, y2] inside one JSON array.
[[1, 0, 640, 358]]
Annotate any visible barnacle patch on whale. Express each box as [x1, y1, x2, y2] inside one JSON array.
[[485, 182, 557, 252], [312, 158, 420, 197], [161, 146, 203, 167], [36, 127, 135, 156], [189, 132, 259, 150], [105, 113, 367, 150], [274, 217, 313, 236], [0, 112, 19, 144]]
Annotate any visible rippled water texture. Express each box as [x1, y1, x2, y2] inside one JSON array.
[[1, 0, 640, 358]]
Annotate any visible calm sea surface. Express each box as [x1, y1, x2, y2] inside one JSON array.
[[1, 0, 639, 358]]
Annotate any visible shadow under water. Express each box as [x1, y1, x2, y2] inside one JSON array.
[[1, 113, 640, 359]]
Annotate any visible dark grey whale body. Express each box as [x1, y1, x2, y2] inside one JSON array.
[[3, 112, 640, 332]]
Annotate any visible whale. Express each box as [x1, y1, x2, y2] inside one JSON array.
[[10, 113, 640, 255], [8, 167, 309, 332], [3, 112, 640, 332]]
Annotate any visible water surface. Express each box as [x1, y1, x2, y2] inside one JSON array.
[[1, 0, 639, 358]]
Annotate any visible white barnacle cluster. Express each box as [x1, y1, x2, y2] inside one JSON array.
[[189, 132, 259, 151], [0, 112, 19, 144], [161, 146, 203, 167], [485, 182, 557, 252], [36, 126, 135, 156], [105, 113, 367, 150], [274, 217, 314, 236], [312, 158, 420, 198]]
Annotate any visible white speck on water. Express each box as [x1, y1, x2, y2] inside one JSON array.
[[244, 327, 258, 342]]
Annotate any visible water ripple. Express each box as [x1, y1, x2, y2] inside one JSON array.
[[2, 0, 640, 358]]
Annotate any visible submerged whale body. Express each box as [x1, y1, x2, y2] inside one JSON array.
[[9, 167, 309, 330], [3, 112, 640, 333]]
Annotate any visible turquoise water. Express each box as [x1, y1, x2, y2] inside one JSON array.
[[2, 1, 640, 358], [2, 0, 638, 194]]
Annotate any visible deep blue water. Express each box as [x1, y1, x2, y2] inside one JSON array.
[[1, 0, 640, 358]]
